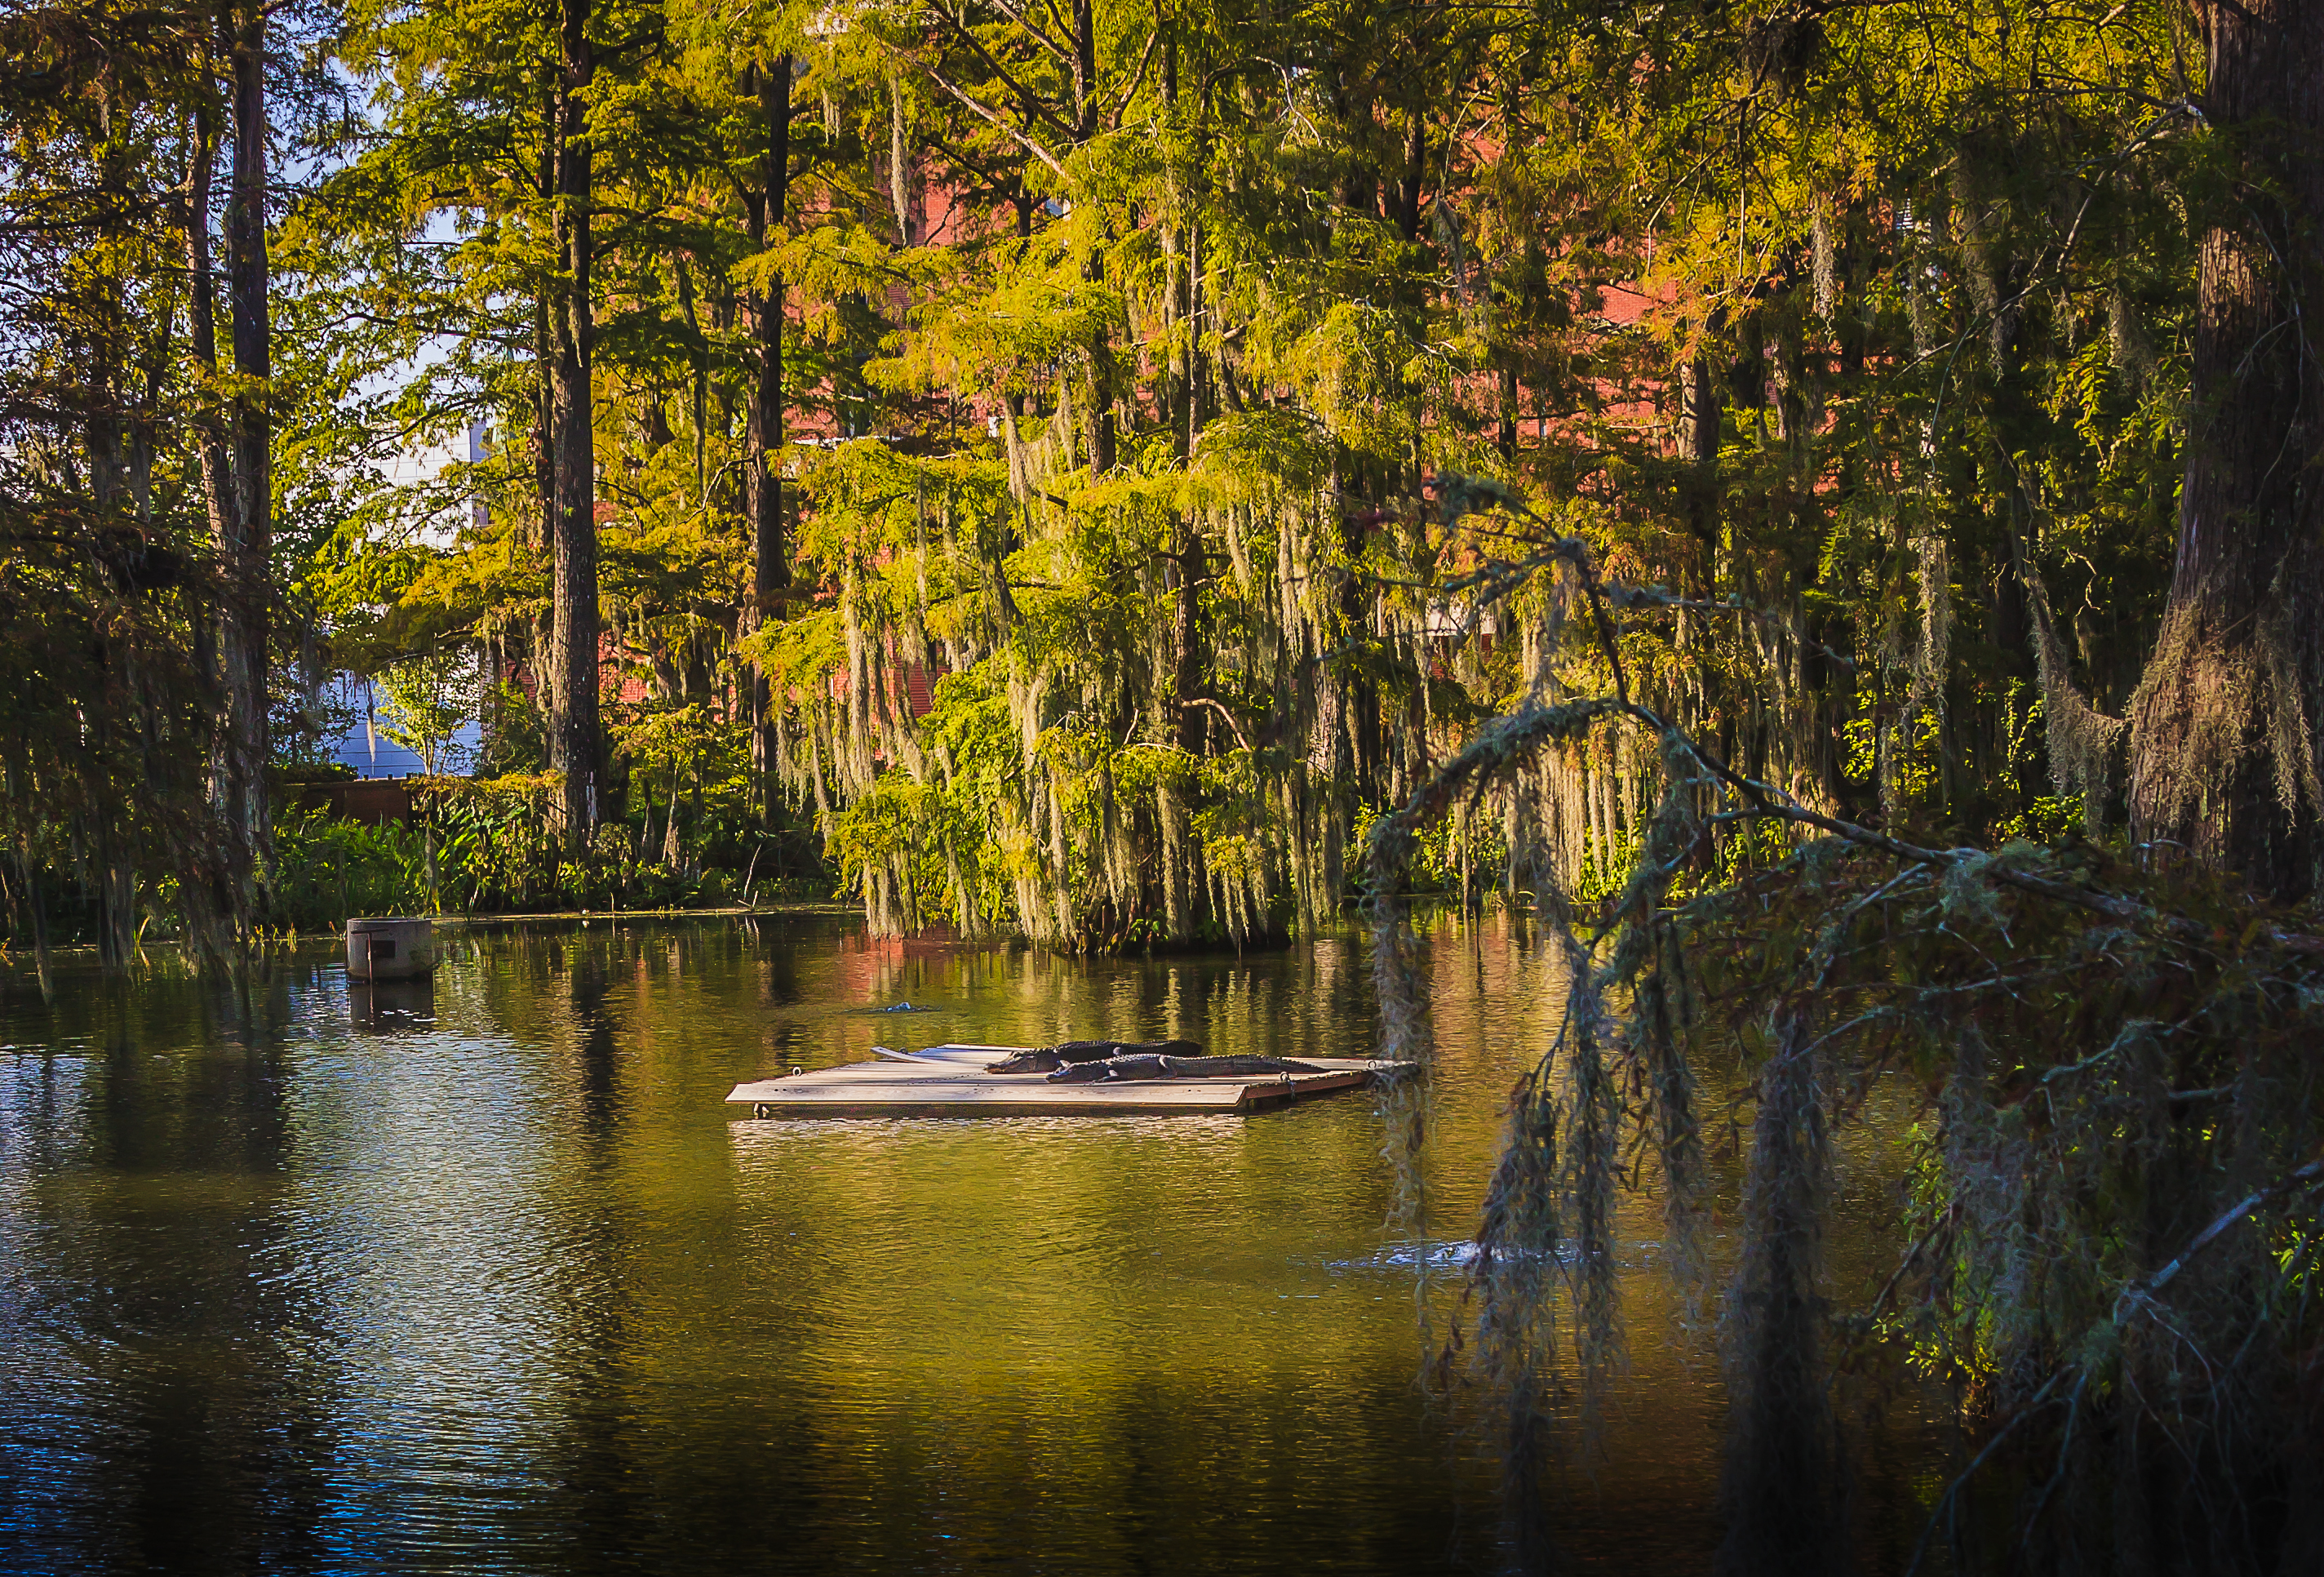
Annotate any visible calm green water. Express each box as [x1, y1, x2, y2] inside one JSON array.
[[0, 915, 1945, 1574]]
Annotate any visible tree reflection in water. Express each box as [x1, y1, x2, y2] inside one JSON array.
[[0, 914, 1944, 1571]]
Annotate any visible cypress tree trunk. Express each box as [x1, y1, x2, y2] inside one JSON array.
[[2127, 1, 2324, 899], [1084, 251, 1115, 474], [1170, 523, 1202, 753], [1394, 102, 1425, 242], [1679, 352, 1720, 600], [1063, 0, 1115, 475], [1069, 0, 1094, 137], [548, 0, 601, 846], [743, 56, 792, 820], [175, 107, 232, 962], [217, 2, 271, 929], [530, 91, 557, 740], [534, 85, 557, 553], [886, 73, 911, 245], [183, 95, 228, 844], [186, 104, 233, 573], [1164, 198, 1204, 758], [1496, 360, 1519, 460]]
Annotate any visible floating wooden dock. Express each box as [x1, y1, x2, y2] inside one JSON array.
[[727, 1044, 1410, 1117]]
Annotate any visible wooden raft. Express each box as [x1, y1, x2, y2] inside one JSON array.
[[726, 1045, 1409, 1117]]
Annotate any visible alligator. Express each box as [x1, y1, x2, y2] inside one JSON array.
[[984, 1039, 1199, 1074], [1044, 1053, 1325, 1084]]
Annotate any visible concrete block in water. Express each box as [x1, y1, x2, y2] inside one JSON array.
[[347, 916, 434, 981]]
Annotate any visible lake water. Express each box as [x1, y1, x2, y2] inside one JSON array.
[[0, 914, 1949, 1574]]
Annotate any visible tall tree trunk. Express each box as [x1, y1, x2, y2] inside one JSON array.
[[1163, 155, 1206, 762], [1084, 250, 1115, 474], [187, 103, 233, 555], [886, 72, 911, 245], [1395, 102, 1426, 242], [1066, 0, 1112, 473], [548, 0, 601, 848], [2127, 1, 2324, 899], [673, 254, 707, 500], [533, 85, 557, 556], [1069, 0, 1095, 138], [1679, 351, 1720, 601], [184, 107, 224, 770], [743, 57, 792, 823], [1674, 346, 1721, 839], [530, 87, 561, 765], [176, 95, 233, 966], [217, 2, 272, 931], [1497, 360, 1519, 460], [1170, 524, 1202, 753]]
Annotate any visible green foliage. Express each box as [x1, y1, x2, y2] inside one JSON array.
[[268, 777, 818, 931], [271, 812, 439, 929], [2, 0, 2223, 955], [375, 652, 482, 777]]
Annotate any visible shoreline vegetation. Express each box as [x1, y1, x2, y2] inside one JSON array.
[[10, 0, 2324, 1570], [0, 902, 868, 957]]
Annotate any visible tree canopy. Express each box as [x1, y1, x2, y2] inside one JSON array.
[[0, 0, 2259, 948]]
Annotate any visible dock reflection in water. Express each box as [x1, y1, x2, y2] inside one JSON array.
[[0, 914, 1943, 1573]]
